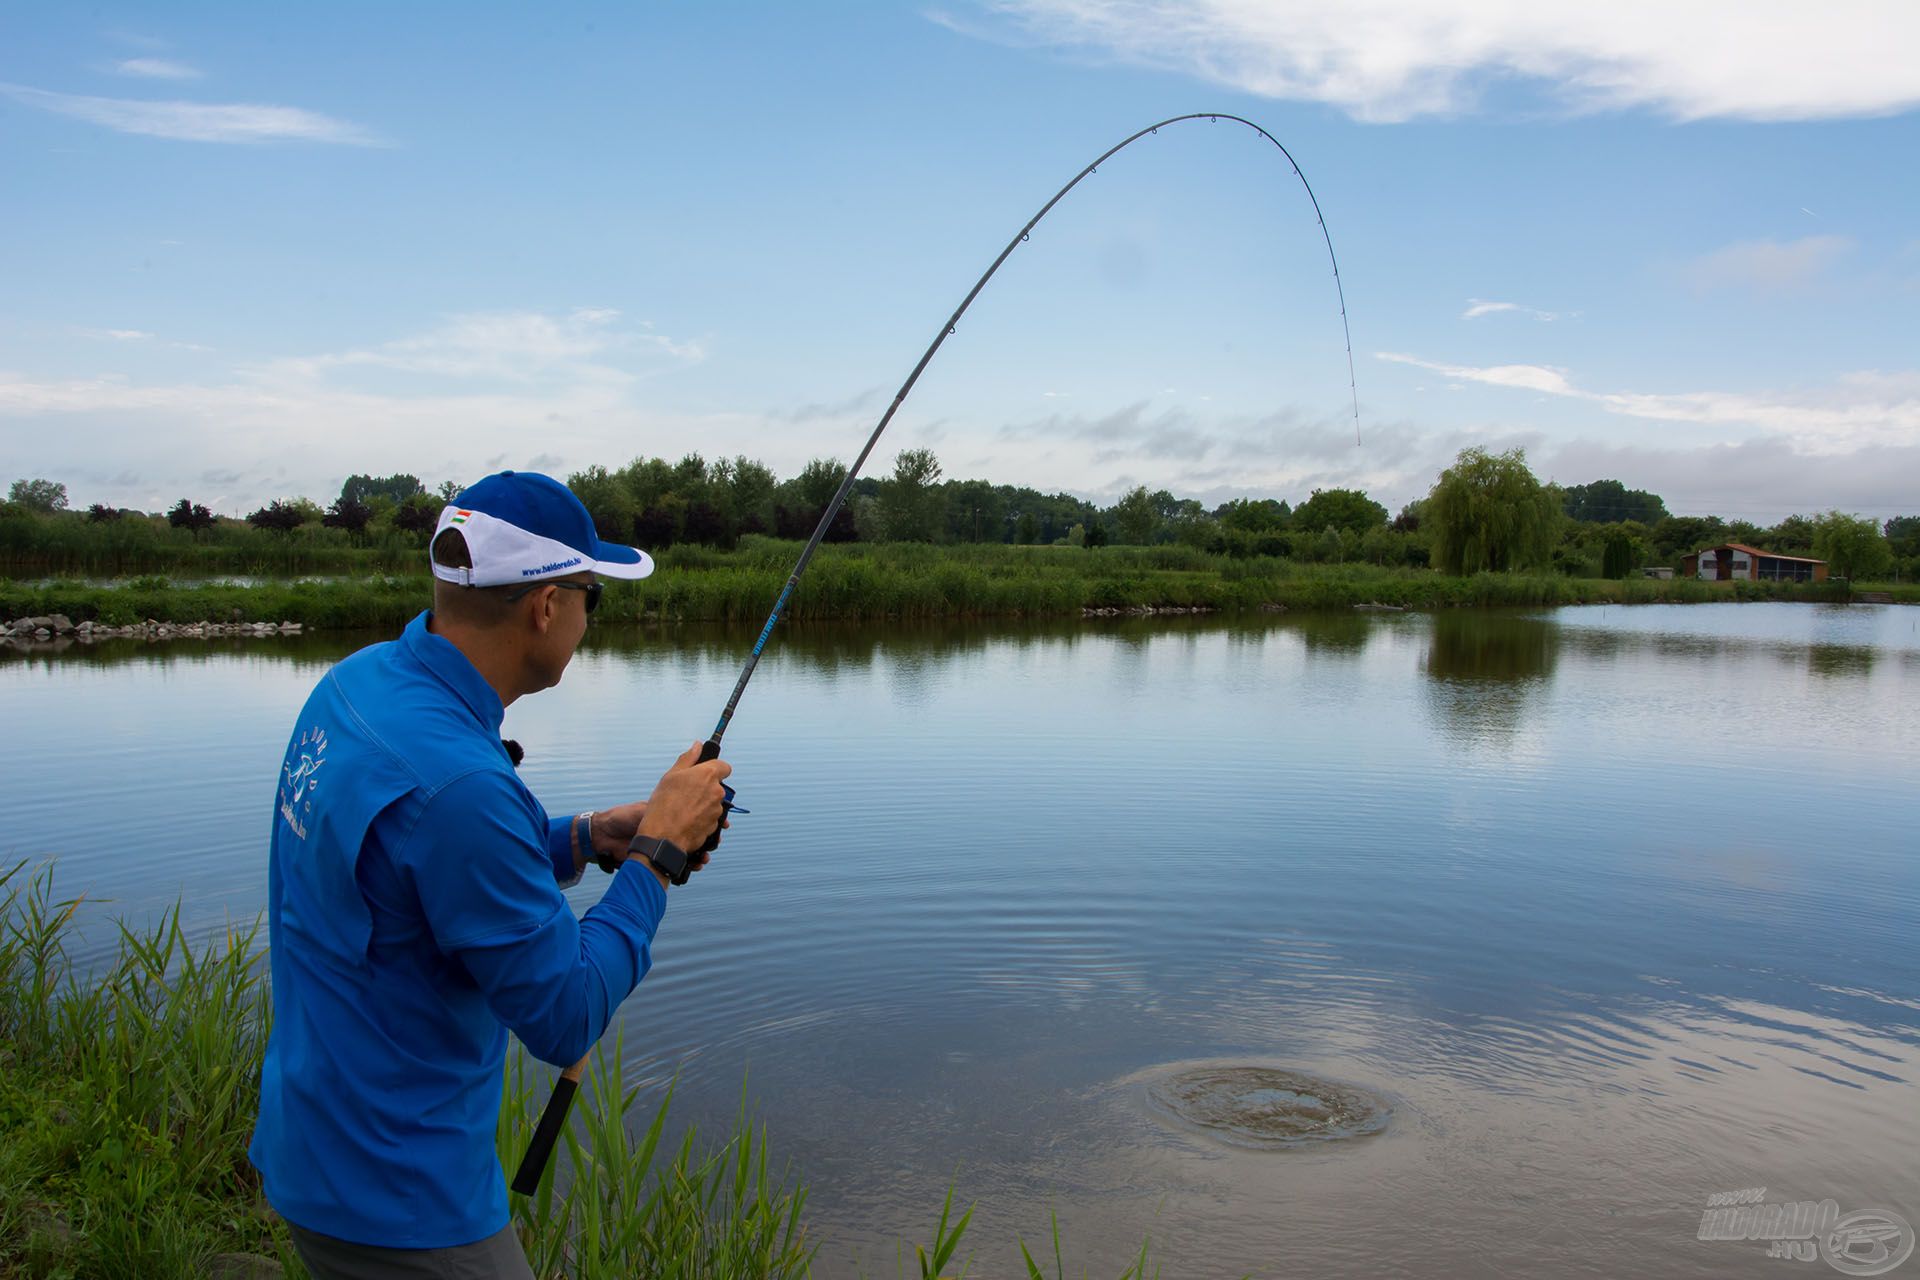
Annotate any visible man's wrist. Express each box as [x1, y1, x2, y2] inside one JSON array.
[[626, 851, 672, 891], [570, 811, 594, 876], [627, 833, 690, 887]]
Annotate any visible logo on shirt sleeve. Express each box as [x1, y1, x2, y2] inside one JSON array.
[[279, 725, 329, 840]]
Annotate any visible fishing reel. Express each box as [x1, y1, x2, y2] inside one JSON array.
[[593, 781, 746, 876], [717, 782, 748, 839]]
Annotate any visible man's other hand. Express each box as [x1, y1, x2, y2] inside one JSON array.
[[583, 800, 646, 875]]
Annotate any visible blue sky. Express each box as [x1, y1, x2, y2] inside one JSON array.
[[3, 2, 1917, 521]]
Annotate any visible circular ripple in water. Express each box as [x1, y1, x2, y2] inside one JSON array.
[[1146, 1066, 1390, 1148]]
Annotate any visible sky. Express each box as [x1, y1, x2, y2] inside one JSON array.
[[3, 1, 1918, 523]]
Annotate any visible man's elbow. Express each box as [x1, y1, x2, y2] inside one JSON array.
[[515, 1010, 601, 1067], [509, 953, 633, 1065]]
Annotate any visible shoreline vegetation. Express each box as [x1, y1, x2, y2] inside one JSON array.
[[5, 451, 1913, 648], [1, 542, 1907, 648], [0, 861, 1158, 1279]]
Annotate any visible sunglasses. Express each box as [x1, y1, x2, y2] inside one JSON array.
[[504, 580, 603, 614]]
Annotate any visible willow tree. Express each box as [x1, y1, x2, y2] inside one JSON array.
[[1426, 447, 1562, 575], [1813, 511, 1892, 581]]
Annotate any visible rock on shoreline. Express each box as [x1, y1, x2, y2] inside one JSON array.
[[0, 615, 303, 649], [1080, 604, 1219, 618]]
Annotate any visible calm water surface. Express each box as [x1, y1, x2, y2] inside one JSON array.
[[3, 603, 1916, 1278]]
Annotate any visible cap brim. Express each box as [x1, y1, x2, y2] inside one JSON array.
[[591, 541, 655, 580]]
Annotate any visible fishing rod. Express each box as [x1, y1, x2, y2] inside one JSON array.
[[510, 112, 1360, 1195]]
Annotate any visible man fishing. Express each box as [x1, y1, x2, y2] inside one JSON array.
[[250, 470, 732, 1279]]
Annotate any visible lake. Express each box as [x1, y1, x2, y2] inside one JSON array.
[[3, 603, 1916, 1277]]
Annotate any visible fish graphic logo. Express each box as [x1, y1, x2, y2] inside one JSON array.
[[284, 753, 326, 803], [278, 726, 329, 839]]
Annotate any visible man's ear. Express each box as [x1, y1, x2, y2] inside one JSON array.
[[525, 584, 558, 634]]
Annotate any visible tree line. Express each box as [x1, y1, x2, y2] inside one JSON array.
[[6, 451, 1915, 582]]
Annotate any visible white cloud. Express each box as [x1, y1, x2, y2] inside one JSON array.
[[1542, 436, 1920, 521], [1378, 352, 1920, 451], [1001, 400, 1219, 462], [112, 58, 201, 80], [7, 308, 1915, 520], [1379, 352, 1577, 396], [1683, 235, 1854, 293], [74, 326, 212, 353], [7, 349, 1916, 522], [0, 82, 382, 145], [0, 309, 711, 511], [1462, 298, 1565, 322], [775, 386, 885, 424], [104, 29, 171, 53], [965, 1, 1920, 122], [0, 366, 702, 513], [254, 308, 703, 386]]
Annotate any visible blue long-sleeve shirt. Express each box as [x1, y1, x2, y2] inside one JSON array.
[[250, 610, 665, 1247]]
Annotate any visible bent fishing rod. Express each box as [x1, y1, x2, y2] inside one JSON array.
[[510, 112, 1359, 1195]]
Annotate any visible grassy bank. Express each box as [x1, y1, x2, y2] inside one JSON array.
[[0, 863, 285, 1277], [0, 509, 423, 580], [1, 541, 1872, 634], [0, 862, 1163, 1279]]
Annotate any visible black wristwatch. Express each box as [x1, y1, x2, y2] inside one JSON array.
[[627, 834, 693, 886]]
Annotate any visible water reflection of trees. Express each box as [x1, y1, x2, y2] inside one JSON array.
[[1421, 612, 1558, 745], [585, 617, 1093, 674], [17, 610, 1896, 692], [1806, 644, 1876, 679], [587, 613, 1304, 672], [0, 630, 359, 673], [1544, 621, 1882, 680], [2, 614, 1266, 680], [1292, 612, 1373, 656]]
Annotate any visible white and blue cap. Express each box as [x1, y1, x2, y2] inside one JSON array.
[[431, 471, 654, 587]]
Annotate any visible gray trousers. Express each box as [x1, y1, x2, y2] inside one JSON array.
[[289, 1223, 535, 1280]]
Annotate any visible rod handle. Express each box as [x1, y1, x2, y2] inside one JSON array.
[[694, 737, 724, 856], [510, 1059, 584, 1196]]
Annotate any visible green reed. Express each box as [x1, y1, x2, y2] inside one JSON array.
[[0, 510, 424, 579], [0, 860, 286, 1278], [1, 862, 1168, 1279], [498, 1045, 814, 1279], [4, 544, 1855, 639]]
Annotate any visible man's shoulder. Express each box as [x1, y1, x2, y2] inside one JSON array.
[[305, 639, 504, 793]]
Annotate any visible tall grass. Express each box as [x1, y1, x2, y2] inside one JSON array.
[[498, 1045, 813, 1279], [3, 543, 1856, 636], [0, 575, 426, 629], [0, 510, 424, 578], [0, 860, 285, 1278], [0, 863, 1163, 1279]]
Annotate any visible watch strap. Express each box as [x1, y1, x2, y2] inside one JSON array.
[[627, 834, 692, 886]]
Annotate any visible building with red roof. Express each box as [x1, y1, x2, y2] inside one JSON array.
[[1679, 543, 1828, 583]]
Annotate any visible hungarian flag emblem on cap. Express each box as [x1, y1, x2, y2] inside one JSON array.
[[449, 509, 472, 525]]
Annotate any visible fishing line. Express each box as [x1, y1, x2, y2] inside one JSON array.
[[512, 112, 1361, 1195]]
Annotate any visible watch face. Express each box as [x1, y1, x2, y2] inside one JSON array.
[[632, 835, 690, 883]]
